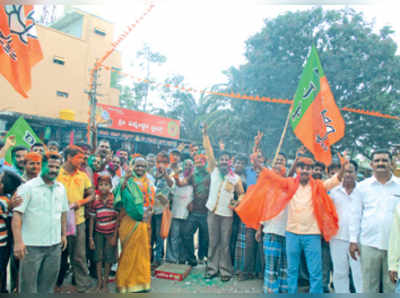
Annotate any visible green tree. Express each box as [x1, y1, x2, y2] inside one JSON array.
[[119, 85, 139, 110], [136, 44, 167, 112], [225, 7, 400, 159], [119, 44, 166, 112]]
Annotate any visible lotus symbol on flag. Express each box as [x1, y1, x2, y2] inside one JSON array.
[[5, 5, 38, 45], [0, 5, 43, 98], [23, 130, 35, 146]]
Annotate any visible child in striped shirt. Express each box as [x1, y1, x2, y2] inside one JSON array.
[[89, 174, 119, 292]]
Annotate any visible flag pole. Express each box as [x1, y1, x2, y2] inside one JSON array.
[[272, 104, 293, 165]]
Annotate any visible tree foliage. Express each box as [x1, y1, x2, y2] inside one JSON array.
[[224, 7, 400, 159], [119, 8, 400, 159], [155, 75, 231, 144], [119, 45, 167, 112]]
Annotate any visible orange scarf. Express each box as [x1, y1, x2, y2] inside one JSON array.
[[133, 175, 154, 208], [235, 168, 338, 241]]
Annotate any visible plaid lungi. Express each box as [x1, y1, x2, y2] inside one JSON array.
[[263, 233, 288, 293], [234, 222, 246, 273]]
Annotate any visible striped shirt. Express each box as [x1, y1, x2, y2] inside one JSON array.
[[89, 194, 118, 234], [0, 196, 9, 247]]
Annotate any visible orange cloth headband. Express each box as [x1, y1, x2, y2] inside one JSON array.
[[25, 152, 42, 162], [298, 157, 314, 165], [131, 153, 142, 160]]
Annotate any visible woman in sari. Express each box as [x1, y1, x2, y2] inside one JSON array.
[[113, 157, 155, 293]]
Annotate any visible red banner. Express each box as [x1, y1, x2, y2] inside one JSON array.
[[96, 104, 180, 140]]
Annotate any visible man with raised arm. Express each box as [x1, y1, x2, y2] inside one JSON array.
[[202, 125, 244, 282]]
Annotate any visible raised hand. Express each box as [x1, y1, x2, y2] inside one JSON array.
[[5, 135, 16, 148], [177, 143, 186, 152], [337, 151, 348, 166], [296, 146, 307, 158], [254, 131, 264, 146], [250, 152, 263, 171], [219, 140, 225, 151], [201, 123, 208, 135]]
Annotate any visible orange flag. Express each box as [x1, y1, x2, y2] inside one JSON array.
[[0, 5, 43, 98], [290, 45, 345, 166]]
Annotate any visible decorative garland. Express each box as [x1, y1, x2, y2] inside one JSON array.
[[86, 1, 156, 144], [100, 65, 400, 121]]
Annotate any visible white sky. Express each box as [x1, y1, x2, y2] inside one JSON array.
[[69, 0, 400, 99]]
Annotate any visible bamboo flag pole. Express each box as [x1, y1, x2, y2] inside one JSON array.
[[272, 104, 293, 165]]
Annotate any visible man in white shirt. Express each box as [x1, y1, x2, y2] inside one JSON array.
[[166, 159, 193, 264], [350, 150, 400, 293], [330, 160, 362, 293], [388, 200, 400, 293], [12, 153, 69, 293], [202, 126, 244, 282]]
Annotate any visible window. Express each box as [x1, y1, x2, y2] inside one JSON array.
[[94, 27, 106, 36], [56, 91, 69, 98], [53, 56, 65, 65]]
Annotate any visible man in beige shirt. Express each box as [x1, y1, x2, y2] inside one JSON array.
[[250, 155, 344, 294], [285, 157, 343, 294]]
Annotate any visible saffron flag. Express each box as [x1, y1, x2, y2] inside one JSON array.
[[0, 5, 43, 98], [290, 45, 345, 166]]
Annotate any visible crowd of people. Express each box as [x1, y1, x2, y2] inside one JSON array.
[[0, 125, 400, 294]]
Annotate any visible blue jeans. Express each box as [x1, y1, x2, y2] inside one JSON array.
[[151, 214, 164, 263], [285, 231, 322, 293], [166, 218, 185, 263]]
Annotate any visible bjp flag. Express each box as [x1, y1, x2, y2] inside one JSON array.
[[290, 45, 345, 166], [0, 5, 43, 98]]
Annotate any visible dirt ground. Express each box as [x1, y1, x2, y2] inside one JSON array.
[[56, 263, 264, 294]]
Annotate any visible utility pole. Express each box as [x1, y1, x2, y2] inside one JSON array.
[[85, 64, 101, 151]]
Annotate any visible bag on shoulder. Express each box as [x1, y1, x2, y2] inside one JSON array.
[[160, 204, 172, 239]]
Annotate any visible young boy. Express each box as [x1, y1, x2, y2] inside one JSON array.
[[89, 175, 119, 292], [0, 171, 22, 292]]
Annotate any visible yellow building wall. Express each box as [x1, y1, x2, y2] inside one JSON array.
[[0, 11, 121, 123], [82, 13, 121, 108]]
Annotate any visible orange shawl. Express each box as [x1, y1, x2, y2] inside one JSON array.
[[235, 168, 338, 241], [133, 175, 155, 208]]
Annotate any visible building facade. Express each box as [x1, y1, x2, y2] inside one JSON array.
[[0, 8, 184, 154], [0, 8, 121, 123]]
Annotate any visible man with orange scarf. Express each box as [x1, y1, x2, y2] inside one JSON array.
[[237, 154, 345, 293]]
